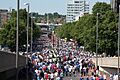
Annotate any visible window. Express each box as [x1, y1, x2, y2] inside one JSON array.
[[75, 10, 79, 11], [80, 1, 83, 3], [74, 1, 79, 3], [67, 4, 74, 6]]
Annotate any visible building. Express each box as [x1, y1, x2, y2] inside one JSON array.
[[66, 0, 89, 23], [111, 0, 120, 12], [0, 9, 10, 27], [111, 0, 116, 11]]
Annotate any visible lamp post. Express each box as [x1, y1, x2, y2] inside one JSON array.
[[30, 12, 33, 53], [118, 5, 120, 80], [24, 3, 29, 80], [16, 0, 19, 69], [96, 13, 99, 68], [24, 2, 29, 56], [16, 0, 19, 80]]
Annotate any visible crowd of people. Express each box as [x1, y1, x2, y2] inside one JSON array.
[[27, 40, 113, 80]]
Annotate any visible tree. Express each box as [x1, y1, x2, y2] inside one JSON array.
[[55, 22, 75, 40], [92, 2, 111, 15], [53, 12, 60, 18], [55, 2, 119, 56], [98, 11, 118, 56], [0, 9, 40, 51]]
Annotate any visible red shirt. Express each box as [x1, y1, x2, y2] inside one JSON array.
[[45, 74, 49, 79], [96, 77, 99, 80], [63, 56, 66, 61]]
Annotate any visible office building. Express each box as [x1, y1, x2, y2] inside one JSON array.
[[66, 0, 89, 23]]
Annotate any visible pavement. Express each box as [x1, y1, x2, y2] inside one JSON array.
[[63, 72, 81, 80]]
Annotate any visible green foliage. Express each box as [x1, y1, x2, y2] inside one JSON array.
[[55, 22, 75, 40], [55, 2, 118, 56], [0, 9, 40, 51], [92, 2, 111, 15], [33, 12, 66, 24]]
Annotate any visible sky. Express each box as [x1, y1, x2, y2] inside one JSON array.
[[0, 0, 110, 15]]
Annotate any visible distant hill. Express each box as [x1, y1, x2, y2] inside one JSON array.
[[30, 12, 66, 24]]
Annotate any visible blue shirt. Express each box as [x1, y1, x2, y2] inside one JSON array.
[[80, 77, 83, 80]]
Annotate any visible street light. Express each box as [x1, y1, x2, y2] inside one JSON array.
[[24, 3, 29, 54], [118, 5, 120, 80], [16, 0, 19, 69], [96, 13, 99, 69], [30, 12, 33, 53], [24, 3, 29, 80], [16, 0, 19, 80]]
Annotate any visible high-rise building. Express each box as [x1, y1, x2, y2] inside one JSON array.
[[111, 0, 120, 12], [0, 9, 10, 27], [66, 0, 89, 23]]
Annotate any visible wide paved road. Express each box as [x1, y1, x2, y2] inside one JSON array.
[[63, 73, 80, 80]]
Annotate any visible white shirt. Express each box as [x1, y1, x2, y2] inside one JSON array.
[[103, 74, 106, 79], [50, 73, 54, 79], [69, 67, 72, 72], [56, 77, 60, 80], [57, 63, 59, 68], [54, 72, 58, 77], [35, 69, 38, 74]]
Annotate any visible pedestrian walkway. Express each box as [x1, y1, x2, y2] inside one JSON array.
[[27, 39, 112, 80]]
